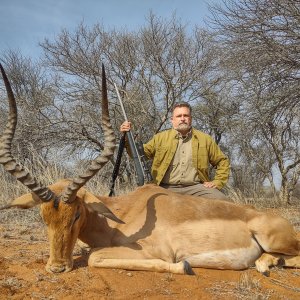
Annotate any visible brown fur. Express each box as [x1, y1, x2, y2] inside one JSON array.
[[2, 63, 299, 276], [8, 179, 300, 275]]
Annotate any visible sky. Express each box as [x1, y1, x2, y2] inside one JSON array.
[[0, 0, 220, 59]]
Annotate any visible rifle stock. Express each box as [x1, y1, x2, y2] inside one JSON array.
[[114, 83, 145, 186]]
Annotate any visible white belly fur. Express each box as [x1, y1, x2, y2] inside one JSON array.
[[185, 239, 262, 270]]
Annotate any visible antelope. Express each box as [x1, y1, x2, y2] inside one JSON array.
[[0, 63, 299, 276]]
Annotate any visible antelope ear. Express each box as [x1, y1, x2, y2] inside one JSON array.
[[77, 188, 125, 224], [0, 192, 41, 210], [87, 202, 125, 224]]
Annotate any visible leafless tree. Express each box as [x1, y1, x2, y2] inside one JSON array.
[[0, 51, 59, 162], [38, 14, 235, 183], [209, 0, 300, 204]]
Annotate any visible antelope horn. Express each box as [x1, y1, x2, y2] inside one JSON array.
[[61, 64, 116, 203], [0, 63, 55, 202]]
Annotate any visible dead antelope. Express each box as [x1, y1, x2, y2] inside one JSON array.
[[0, 63, 299, 276]]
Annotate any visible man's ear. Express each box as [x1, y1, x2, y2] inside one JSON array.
[[0, 192, 41, 210], [87, 202, 125, 224]]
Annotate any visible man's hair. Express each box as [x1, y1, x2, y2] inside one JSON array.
[[171, 102, 192, 114]]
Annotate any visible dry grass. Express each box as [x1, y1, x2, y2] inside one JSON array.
[[205, 272, 275, 300], [1, 157, 299, 231], [0, 277, 25, 292], [0, 150, 135, 226], [0, 154, 299, 300]]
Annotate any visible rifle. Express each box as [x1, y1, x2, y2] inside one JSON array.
[[114, 83, 149, 186]]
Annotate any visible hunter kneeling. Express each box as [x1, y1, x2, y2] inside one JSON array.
[[120, 101, 230, 200]]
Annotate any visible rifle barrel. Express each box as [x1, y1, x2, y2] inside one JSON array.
[[114, 83, 145, 186]]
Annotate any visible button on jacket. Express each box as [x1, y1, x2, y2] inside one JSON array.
[[143, 128, 230, 189]]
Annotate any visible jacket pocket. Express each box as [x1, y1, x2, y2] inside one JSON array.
[[197, 147, 209, 169], [153, 146, 169, 167]]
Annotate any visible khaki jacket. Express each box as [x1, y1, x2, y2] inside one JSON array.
[[143, 128, 230, 189]]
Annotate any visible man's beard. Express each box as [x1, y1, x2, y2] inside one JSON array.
[[175, 123, 191, 132]]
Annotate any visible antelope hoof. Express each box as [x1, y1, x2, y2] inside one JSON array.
[[262, 270, 270, 277], [183, 261, 195, 275]]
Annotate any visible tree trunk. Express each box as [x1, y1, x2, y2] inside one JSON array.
[[267, 174, 279, 202], [279, 179, 291, 205]]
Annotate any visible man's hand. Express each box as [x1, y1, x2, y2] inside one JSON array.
[[120, 121, 131, 132], [203, 181, 217, 189]]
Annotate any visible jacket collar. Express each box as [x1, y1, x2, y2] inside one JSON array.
[[172, 128, 193, 140]]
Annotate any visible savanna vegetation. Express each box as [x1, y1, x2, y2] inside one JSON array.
[[0, 1, 299, 299], [0, 0, 299, 207]]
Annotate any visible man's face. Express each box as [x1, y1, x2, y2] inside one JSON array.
[[171, 106, 192, 133]]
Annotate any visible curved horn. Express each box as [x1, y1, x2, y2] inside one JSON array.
[[61, 64, 116, 203], [0, 63, 55, 202]]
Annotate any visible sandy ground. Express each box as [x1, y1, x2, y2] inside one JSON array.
[[0, 208, 299, 300]]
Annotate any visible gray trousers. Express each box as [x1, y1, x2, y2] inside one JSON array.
[[160, 183, 229, 200]]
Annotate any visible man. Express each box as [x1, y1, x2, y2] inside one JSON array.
[[120, 102, 230, 199]]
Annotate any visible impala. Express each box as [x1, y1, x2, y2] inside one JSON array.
[[0, 63, 299, 276]]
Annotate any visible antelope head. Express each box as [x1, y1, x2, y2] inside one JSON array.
[[0, 63, 118, 273]]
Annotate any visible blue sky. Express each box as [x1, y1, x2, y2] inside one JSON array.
[[0, 0, 220, 59]]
